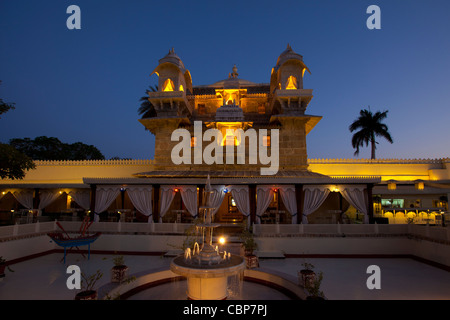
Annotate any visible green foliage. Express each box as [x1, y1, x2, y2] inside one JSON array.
[[9, 136, 105, 160], [305, 271, 325, 298], [0, 143, 36, 180], [349, 108, 393, 159], [80, 269, 103, 292], [112, 255, 125, 266], [0, 81, 15, 119], [138, 85, 158, 119], [239, 224, 258, 253]]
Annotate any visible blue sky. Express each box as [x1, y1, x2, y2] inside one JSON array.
[[1, 0, 449, 160]]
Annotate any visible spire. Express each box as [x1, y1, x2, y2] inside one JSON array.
[[229, 64, 239, 78]]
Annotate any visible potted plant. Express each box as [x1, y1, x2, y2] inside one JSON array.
[[75, 269, 103, 300], [298, 261, 316, 288], [305, 271, 325, 300], [0, 257, 14, 281], [111, 255, 129, 283], [239, 226, 259, 269], [239, 226, 258, 256]]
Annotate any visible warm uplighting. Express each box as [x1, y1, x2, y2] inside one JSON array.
[[415, 181, 424, 190], [387, 181, 397, 190], [162, 78, 175, 92], [330, 186, 340, 192], [285, 75, 298, 90]]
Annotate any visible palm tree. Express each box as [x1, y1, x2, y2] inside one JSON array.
[[138, 85, 158, 118], [349, 108, 393, 159]]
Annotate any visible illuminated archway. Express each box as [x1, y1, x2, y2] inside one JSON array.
[[162, 78, 175, 92], [285, 75, 298, 90]]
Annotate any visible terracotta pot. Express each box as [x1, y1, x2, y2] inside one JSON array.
[[75, 290, 97, 300], [298, 269, 316, 288], [111, 265, 129, 283], [0, 263, 6, 281]]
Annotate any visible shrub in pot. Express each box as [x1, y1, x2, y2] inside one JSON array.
[[75, 270, 103, 300], [298, 262, 316, 288], [305, 271, 325, 300], [111, 255, 129, 283]]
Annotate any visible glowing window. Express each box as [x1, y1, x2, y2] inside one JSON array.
[[285, 75, 298, 90], [190, 137, 197, 147], [162, 78, 175, 92], [179, 84, 184, 92]]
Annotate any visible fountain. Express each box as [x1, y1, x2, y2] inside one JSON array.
[[170, 176, 245, 300]]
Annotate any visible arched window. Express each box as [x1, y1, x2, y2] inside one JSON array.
[[179, 84, 184, 92], [285, 75, 298, 90], [162, 78, 175, 92]]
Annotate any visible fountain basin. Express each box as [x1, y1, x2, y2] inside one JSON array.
[[170, 254, 245, 300]]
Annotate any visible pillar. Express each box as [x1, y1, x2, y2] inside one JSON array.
[[367, 184, 374, 223], [249, 185, 257, 225], [295, 184, 304, 224], [153, 184, 160, 223], [90, 184, 97, 221]]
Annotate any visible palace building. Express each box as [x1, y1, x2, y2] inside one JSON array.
[[1, 46, 449, 227]]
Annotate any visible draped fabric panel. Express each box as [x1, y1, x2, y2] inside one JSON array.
[[179, 185, 198, 218], [38, 190, 62, 210], [207, 185, 226, 216], [278, 185, 298, 224], [68, 189, 91, 210], [12, 189, 34, 209], [159, 186, 176, 222], [340, 186, 369, 224], [94, 186, 121, 222], [127, 186, 153, 223], [256, 186, 275, 224], [229, 185, 251, 226], [302, 186, 331, 224]]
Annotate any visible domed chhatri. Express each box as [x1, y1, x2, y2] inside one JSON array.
[[170, 175, 245, 300]]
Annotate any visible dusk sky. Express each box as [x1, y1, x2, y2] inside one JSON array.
[[1, 0, 449, 161]]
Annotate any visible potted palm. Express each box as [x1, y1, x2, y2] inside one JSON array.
[[0, 257, 14, 281], [111, 255, 129, 283], [305, 271, 325, 300], [298, 261, 316, 288], [239, 226, 259, 269], [75, 269, 103, 300]]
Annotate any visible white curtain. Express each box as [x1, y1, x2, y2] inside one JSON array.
[[302, 186, 331, 224], [256, 186, 275, 224], [207, 185, 226, 216], [94, 186, 121, 222], [159, 186, 176, 222], [38, 190, 61, 210], [229, 185, 251, 226], [279, 185, 298, 224], [179, 185, 198, 218], [38, 190, 62, 210], [12, 189, 34, 209], [340, 186, 369, 224], [68, 189, 91, 210], [127, 186, 153, 223]]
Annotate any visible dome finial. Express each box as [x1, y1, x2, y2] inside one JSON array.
[[230, 64, 238, 78]]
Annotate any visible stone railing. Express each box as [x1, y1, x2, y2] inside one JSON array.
[[253, 223, 450, 243], [0, 221, 192, 240]]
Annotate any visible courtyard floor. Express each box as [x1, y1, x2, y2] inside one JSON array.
[[0, 252, 449, 300]]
